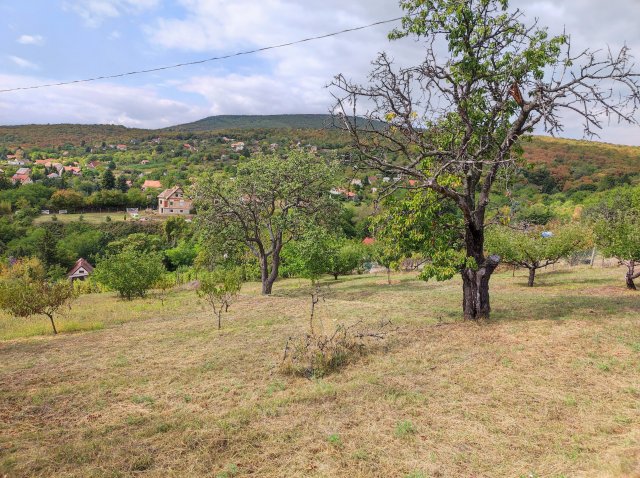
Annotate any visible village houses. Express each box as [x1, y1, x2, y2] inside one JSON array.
[[157, 186, 192, 215]]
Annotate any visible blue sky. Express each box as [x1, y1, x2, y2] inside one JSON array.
[[1, 0, 640, 146]]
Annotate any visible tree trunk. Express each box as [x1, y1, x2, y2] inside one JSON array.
[[527, 266, 536, 287], [387, 267, 391, 284], [462, 222, 500, 320], [462, 255, 500, 321], [260, 245, 282, 295], [46, 313, 58, 335], [333, 273, 339, 280], [626, 262, 638, 290]]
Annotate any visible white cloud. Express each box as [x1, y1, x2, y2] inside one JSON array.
[[64, 0, 160, 27], [17, 35, 44, 46], [8, 56, 39, 70], [0, 74, 205, 128]]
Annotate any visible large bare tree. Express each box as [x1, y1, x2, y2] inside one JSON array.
[[331, 0, 640, 320]]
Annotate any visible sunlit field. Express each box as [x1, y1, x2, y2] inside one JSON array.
[[1, 265, 638, 477]]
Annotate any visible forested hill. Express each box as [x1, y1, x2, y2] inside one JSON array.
[[521, 136, 640, 193], [0, 124, 150, 149], [165, 114, 341, 131], [1, 119, 639, 192]]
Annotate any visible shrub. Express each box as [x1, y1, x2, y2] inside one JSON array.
[[93, 250, 165, 300], [197, 267, 243, 329], [281, 319, 395, 378]]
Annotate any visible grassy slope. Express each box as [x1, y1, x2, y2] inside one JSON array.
[[32, 212, 163, 225], [1, 266, 639, 477]]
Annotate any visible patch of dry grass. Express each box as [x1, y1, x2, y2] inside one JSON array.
[[0, 265, 639, 477]]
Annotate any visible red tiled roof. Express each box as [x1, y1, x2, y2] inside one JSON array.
[[142, 180, 162, 189], [67, 258, 94, 277]]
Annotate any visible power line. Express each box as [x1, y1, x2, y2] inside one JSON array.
[[0, 16, 404, 94]]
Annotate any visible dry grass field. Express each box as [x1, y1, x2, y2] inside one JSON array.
[[1, 266, 639, 477]]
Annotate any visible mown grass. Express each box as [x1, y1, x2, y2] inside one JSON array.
[[0, 265, 639, 477], [33, 211, 163, 224]]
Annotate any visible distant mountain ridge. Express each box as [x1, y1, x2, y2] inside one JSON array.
[[165, 114, 381, 132]]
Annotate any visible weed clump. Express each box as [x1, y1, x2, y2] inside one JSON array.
[[281, 319, 396, 378]]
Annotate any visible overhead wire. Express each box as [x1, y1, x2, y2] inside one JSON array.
[[0, 16, 405, 94]]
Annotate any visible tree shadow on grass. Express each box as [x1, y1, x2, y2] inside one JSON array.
[[492, 294, 640, 322]]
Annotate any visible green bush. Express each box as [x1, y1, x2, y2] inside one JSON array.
[[93, 250, 165, 300]]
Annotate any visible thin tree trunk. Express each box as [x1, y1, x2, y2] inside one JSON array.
[[261, 245, 282, 295], [590, 247, 597, 267], [45, 313, 58, 335], [333, 273, 339, 280], [527, 267, 536, 287], [387, 267, 391, 284]]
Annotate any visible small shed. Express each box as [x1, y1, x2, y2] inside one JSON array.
[[67, 258, 94, 282]]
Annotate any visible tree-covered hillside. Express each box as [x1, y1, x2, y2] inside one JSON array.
[[165, 114, 340, 131]]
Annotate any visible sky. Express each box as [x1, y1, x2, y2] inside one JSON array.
[[1, 0, 640, 145]]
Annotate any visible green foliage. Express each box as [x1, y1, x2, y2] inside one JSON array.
[[0, 257, 76, 334], [49, 190, 84, 212], [195, 150, 339, 294], [394, 420, 417, 438], [100, 169, 116, 190], [589, 188, 640, 288], [375, 189, 465, 282], [486, 223, 592, 285], [153, 274, 175, 306], [370, 239, 404, 283], [282, 225, 336, 283], [105, 233, 164, 255], [93, 250, 165, 300], [517, 203, 555, 225], [165, 240, 197, 270], [197, 267, 243, 329]]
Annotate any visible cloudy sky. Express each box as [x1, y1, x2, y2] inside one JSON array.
[[1, 0, 640, 145]]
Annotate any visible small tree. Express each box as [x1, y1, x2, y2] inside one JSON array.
[[197, 268, 243, 329], [93, 250, 165, 300], [100, 169, 116, 190], [0, 258, 75, 334], [327, 240, 366, 280], [194, 150, 338, 295], [586, 186, 640, 290], [371, 239, 403, 285], [594, 212, 640, 290], [153, 274, 175, 306], [486, 224, 591, 286]]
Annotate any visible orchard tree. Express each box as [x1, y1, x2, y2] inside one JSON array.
[[331, 0, 640, 319], [371, 238, 404, 285], [588, 187, 640, 289], [0, 258, 75, 334], [93, 250, 165, 300], [486, 224, 592, 287], [327, 240, 366, 280], [194, 151, 338, 295], [197, 268, 243, 329]]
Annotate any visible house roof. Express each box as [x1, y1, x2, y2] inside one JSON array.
[[362, 237, 376, 246], [67, 258, 94, 277], [158, 186, 184, 199], [142, 180, 163, 189]]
